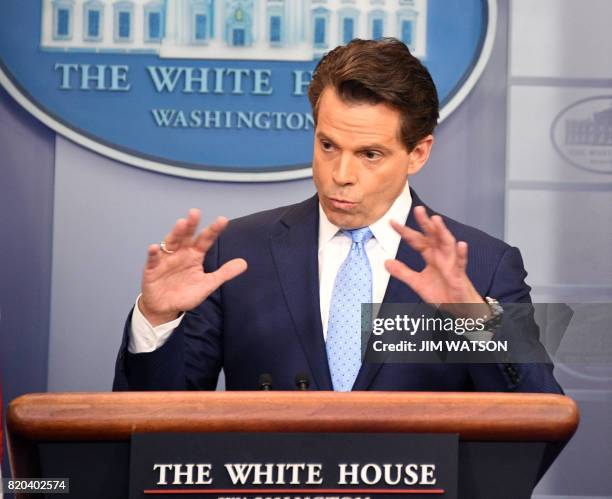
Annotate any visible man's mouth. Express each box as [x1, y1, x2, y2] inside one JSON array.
[[327, 196, 358, 210]]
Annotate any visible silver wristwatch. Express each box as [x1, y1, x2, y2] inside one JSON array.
[[483, 296, 504, 331]]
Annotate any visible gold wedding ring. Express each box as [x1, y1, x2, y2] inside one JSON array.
[[160, 240, 175, 255]]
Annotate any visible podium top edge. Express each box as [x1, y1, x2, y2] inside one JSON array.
[[7, 391, 579, 443]]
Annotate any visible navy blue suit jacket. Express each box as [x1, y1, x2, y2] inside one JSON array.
[[113, 191, 561, 393]]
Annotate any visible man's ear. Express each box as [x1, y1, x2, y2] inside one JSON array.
[[406, 135, 434, 175]]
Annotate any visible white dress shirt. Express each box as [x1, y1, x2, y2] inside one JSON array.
[[318, 183, 411, 339], [129, 183, 412, 353]]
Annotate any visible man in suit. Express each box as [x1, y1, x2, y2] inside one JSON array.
[[113, 39, 561, 394]]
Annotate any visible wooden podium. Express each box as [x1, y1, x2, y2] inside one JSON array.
[[8, 392, 579, 498]]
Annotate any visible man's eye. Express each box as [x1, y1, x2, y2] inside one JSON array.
[[321, 141, 333, 151], [364, 151, 381, 160]]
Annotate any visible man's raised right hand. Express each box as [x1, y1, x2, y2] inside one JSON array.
[[138, 209, 247, 327]]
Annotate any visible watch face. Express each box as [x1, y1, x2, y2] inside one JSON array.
[[483, 298, 503, 330], [485, 297, 502, 313], [492, 303, 504, 317]]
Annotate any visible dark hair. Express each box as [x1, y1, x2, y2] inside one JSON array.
[[308, 38, 439, 152]]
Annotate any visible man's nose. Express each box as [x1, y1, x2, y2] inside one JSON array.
[[332, 153, 358, 185]]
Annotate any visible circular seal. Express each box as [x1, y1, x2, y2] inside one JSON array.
[[0, 0, 497, 182]]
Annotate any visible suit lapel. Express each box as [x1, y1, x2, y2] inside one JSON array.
[[353, 188, 427, 390], [269, 195, 333, 390]]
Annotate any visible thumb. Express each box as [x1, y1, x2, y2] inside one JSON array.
[[385, 259, 421, 290], [205, 258, 248, 294]]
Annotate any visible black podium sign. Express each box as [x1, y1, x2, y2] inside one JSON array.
[[129, 433, 458, 499]]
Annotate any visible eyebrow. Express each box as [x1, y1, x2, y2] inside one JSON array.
[[355, 143, 392, 154], [315, 132, 392, 153], [315, 131, 336, 144]]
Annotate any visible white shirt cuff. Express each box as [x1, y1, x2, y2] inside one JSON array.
[[128, 294, 185, 353]]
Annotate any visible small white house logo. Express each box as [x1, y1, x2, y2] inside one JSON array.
[[551, 96, 612, 175], [0, 0, 496, 181]]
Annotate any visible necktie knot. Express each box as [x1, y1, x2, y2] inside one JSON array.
[[344, 227, 373, 245]]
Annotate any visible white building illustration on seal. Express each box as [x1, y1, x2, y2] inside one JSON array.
[[565, 106, 612, 147], [41, 0, 428, 60]]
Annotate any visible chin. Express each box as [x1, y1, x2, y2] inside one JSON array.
[[328, 214, 363, 230], [322, 202, 365, 229]]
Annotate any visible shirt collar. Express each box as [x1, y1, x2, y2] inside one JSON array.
[[318, 182, 412, 254]]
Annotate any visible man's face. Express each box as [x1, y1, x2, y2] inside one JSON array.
[[312, 87, 426, 229]]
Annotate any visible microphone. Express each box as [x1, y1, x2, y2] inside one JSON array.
[[258, 373, 273, 391], [294, 373, 310, 391]]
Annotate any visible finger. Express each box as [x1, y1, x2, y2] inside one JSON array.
[[145, 244, 162, 270], [162, 217, 189, 251], [183, 208, 201, 241], [413, 205, 437, 238], [431, 215, 456, 254], [385, 258, 421, 289], [194, 216, 230, 253], [456, 241, 468, 272], [203, 258, 248, 294], [390, 220, 429, 252]]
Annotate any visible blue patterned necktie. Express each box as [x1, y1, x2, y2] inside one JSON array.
[[326, 227, 374, 391]]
